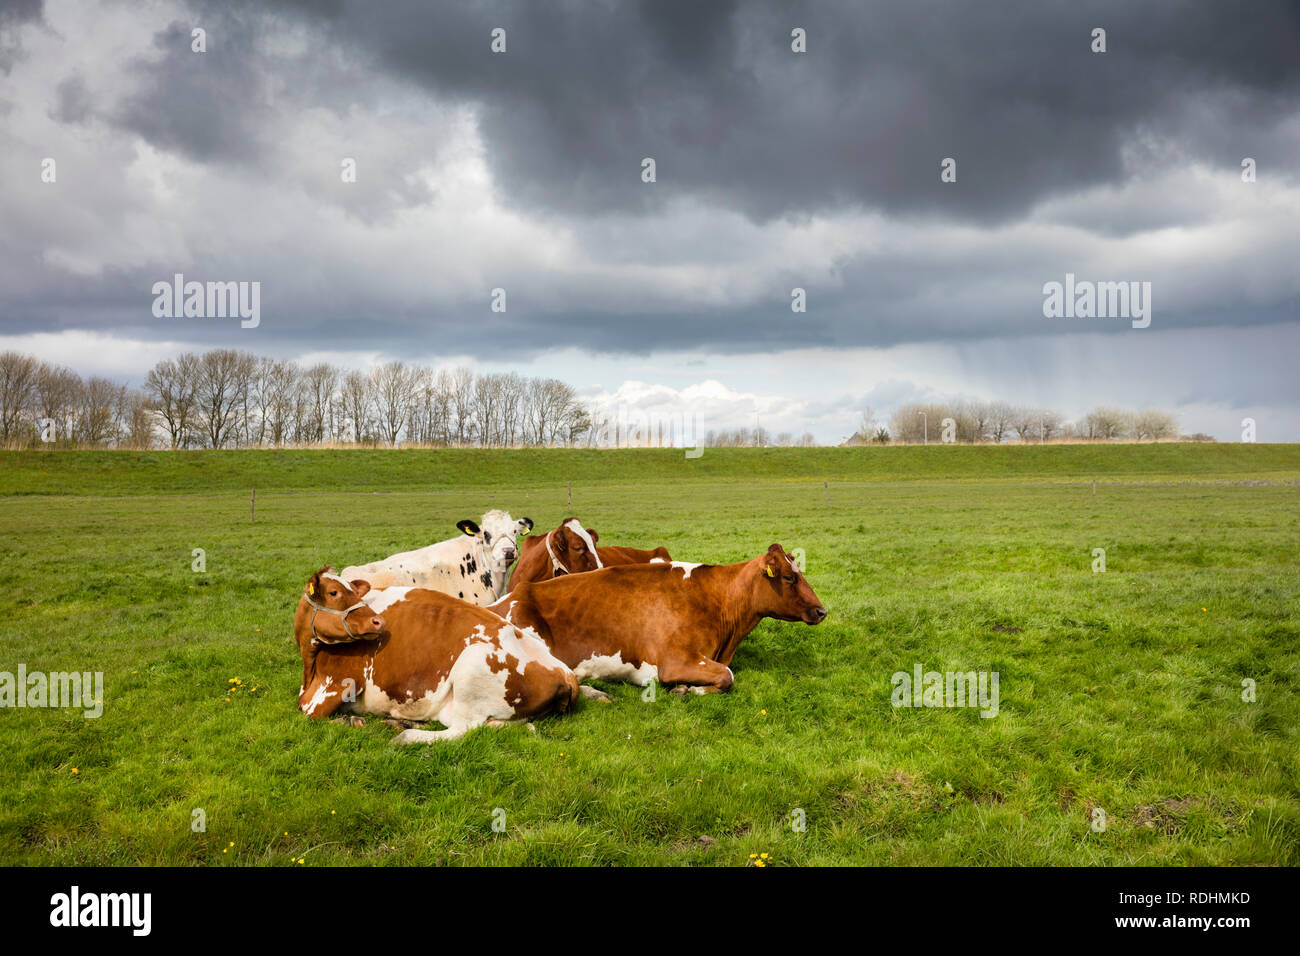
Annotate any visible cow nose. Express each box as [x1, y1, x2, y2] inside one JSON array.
[[812, 606, 827, 622], [370, 616, 385, 631]]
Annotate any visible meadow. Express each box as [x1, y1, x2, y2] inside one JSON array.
[[1, 444, 1297, 866]]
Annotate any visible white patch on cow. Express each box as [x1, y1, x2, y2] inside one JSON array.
[[304, 676, 334, 716], [670, 561, 703, 579], [563, 519, 603, 569], [574, 652, 658, 686], [649, 557, 667, 564], [363, 587, 414, 613]]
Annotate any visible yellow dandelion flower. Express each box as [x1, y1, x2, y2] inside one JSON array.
[[760, 709, 767, 715], [331, 810, 336, 815], [70, 768, 79, 775], [749, 853, 757, 859]]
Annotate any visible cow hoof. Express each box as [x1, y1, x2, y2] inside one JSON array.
[[668, 684, 691, 696], [579, 686, 612, 703], [332, 715, 366, 728], [526, 722, 537, 734], [382, 718, 416, 730]]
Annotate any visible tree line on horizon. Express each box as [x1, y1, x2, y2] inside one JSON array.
[[0, 349, 593, 450], [1, 348, 1206, 450], [847, 401, 1206, 445]]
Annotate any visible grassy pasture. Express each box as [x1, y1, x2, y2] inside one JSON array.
[[0, 446, 1297, 866]]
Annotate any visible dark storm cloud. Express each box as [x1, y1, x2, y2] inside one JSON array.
[[113, 18, 274, 164], [263, 0, 1300, 224]]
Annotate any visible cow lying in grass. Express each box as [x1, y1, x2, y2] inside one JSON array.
[[293, 568, 578, 743], [509, 516, 672, 587], [340, 509, 533, 605], [490, 544, 826, 694]]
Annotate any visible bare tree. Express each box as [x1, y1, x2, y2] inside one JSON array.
[[370, 361, 419, 446], [298, 363, 340, 444], [1084, 407, 1130, 441], [144, 354, 199, 449], [0, 351, 39, 445], [34, 362, 82, 445], [1133, 409, 1178, 441], [194, 350, 253, 448], [987, 401, 1014, 444], [74, 376, 126, 446]]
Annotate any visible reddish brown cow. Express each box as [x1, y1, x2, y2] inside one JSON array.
[[510, 516, 672, 587], [293, 568, 579, 743], [489, 544, 825, 694]]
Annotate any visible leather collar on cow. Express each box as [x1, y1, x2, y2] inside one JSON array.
[[303, 594, 371, 644]]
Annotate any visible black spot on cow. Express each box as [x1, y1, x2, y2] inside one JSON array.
[[480, 571, 493, 590], [458, 591, 464, 598], [483, 531, 492, 544], [459, 564, 465, 575], [465, 557, 477, 574]]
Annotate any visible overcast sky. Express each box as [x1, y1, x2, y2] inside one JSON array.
[[1, 0, 1297, 442]]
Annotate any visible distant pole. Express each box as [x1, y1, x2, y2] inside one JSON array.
[[1092, 479, 1096, 499], [920, 412, 928, 445], [250, 487, 255, 523], [824, 480, 829, 507], [567, 481, 572, 508]]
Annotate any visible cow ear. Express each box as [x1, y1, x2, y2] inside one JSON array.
[[305, 572, 322, 598], [588, 528, 599, 543], [349, 579, 371, 598], [457, 519, 481, 536], [520, 517, 534, 533], [553, 532, 567, 551], [763, 549, 782, 578]]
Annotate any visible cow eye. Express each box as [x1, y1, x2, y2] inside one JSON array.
[[783, 575, 795, 584]]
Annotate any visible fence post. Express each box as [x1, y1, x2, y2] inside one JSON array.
[[567, 481, 572, 508], [251, 487, 255, 523]]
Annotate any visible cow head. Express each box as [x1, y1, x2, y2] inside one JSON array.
[[456, 510, 533, 571], [546, 517, 603, 576], [300, 567, 386, 643], [756, 544, 827, 625]]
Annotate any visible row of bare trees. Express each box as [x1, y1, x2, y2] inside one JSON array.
[[848, 402, 1183, 444], [0, 351, 155, 448], [1, 349, 593, 449]]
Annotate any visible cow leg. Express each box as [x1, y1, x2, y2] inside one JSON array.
[[390, 725, 470, 746], [331, 715, 366, 728], [299, 677, 344, 719], [579, 685, 613, 702], [657, 657, 735, 694]]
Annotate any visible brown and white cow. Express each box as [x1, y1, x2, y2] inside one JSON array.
[[340, 509, 533, 605], [489, 544, 825, 694], [293, 568, 578, 743], [509, 516, 672, 587]]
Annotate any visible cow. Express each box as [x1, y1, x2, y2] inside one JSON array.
[[340, 509, 533, 605], [293, 568, 579, 744], [509, 516, 673, 587], [489, 543, 826, 695]]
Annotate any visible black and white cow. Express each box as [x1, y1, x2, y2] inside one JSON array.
[[340, 510, 533, 605]]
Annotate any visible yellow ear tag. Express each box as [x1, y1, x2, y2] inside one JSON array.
[[464, 527, 476, 536], [307, 582, 314, 596], [765, 566, 775, 578]]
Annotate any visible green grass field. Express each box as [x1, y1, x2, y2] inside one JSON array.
[[1, 445, 1297, 866]]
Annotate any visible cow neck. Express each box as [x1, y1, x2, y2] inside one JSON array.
[[711, 562, 766, 665], [475, 535, 507, 599]]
